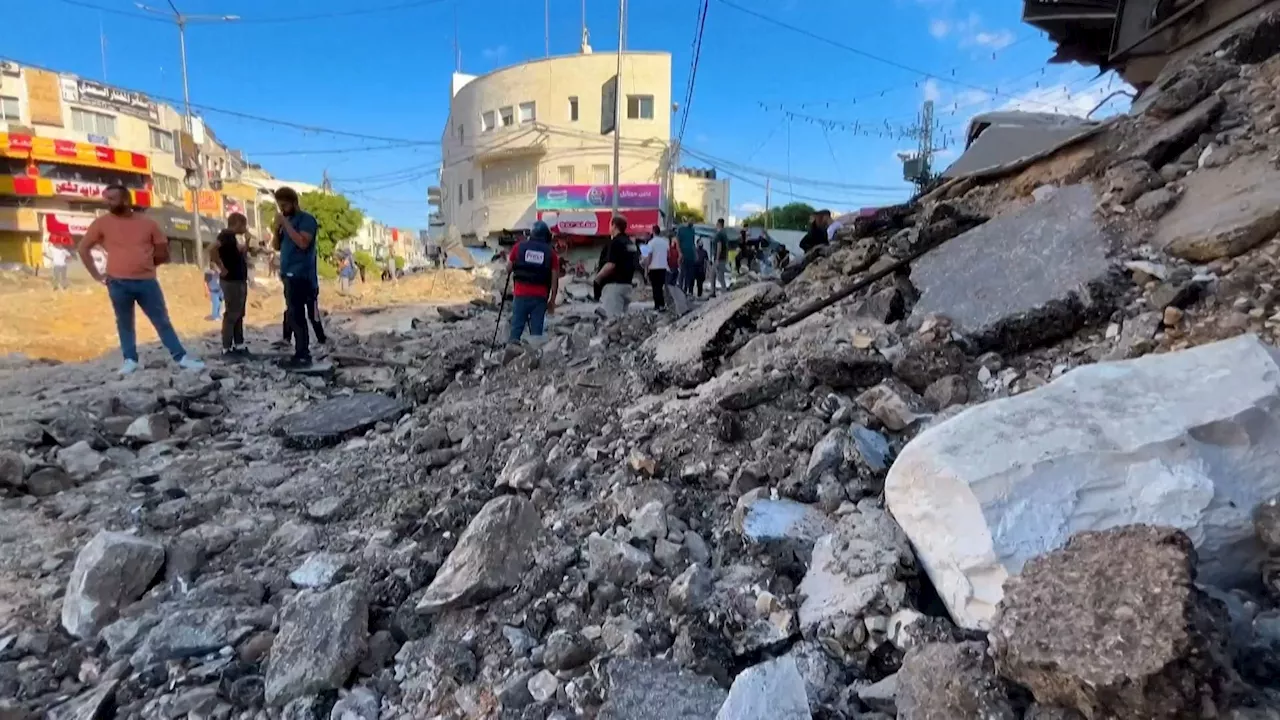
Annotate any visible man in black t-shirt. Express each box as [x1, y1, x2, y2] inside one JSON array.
[[593, 216, 637, 318], [211, 212, 250, 356]]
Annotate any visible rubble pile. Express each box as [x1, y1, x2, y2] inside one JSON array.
[[7, 12, 1280, 720]]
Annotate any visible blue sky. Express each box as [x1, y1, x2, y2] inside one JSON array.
[[8, 0, 1129, 227]]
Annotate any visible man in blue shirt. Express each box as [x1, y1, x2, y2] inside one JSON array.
[[676, 220, 698, 296], [272, 186, 321, 368]]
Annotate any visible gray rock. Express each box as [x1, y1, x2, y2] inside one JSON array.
[[47, 679, 119, 720], [785, 641, 845, 710], [416, 495, 540, 613], [0, 449, 23, 490], [857, 673, 899, 715], [125, 413, 170, 443], [586, 533, 654, 585], [266, 521, 321, 556], [1134, 187, 1180, 219], [289, 552, 352, 590], [923, 375, 968, 410], [644, 283, 785, 387], [503, 625, 537, 656], [856, 381, 930, 432], [849, 425, 892, 473], [892, 340, 966, 394], [25, 466, 74, 496], [629, 501, 668, 541], [528, 669, 559, 703], [544, 628, 593, 670], [715, 656, 810, 720], [908, 184, 1116, 353], [669, 564, 714, 613], [991, 526, 1233, 719], [739, 498, 834, 564], [897, 642, 1017, 720], [276, 393, 410, 450], [797, 504, 914, 655], [716, 374, 791, 411], [1126, 94, 1224, 169], [497, 442, 546, 491], [806, 429, 851, 481], [266, 580, 369, 706], [101, 614, 161, 658], [330, 686, 380, 720], [1155, 153, 1280, 262], [129, 607, 254, 668], [62, 531, 165, 638], [306, 496, 346, 522], [56, 441, 107, 481], [497, 670, 536, 709], [598, 658, 727, 720], [1103, 159, 1162, 203], [1257, 495, 1280, 552]]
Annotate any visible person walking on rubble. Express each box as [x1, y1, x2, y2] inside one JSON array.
[[272, 186, 326, 368], [594, 216, 637, 318], [643, 223, 670, 311], [78, 184, 205, 375], [506, 220, 559, 344], [211, 212, 251, 357]]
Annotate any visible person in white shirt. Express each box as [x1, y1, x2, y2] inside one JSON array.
[[43, 242, 71, 290], [642, 224, 670, 311]]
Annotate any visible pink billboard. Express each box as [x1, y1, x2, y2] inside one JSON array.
[[536, 183, 661, 211]]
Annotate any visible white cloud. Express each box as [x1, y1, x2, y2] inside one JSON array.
[[737, 201, 765, 215], [482, 45, 507, 61], [928, 19, 950, 38], [973, 30, 1015, 50], [1001, 73, 1134, 118], [922, 78, 942, 102]]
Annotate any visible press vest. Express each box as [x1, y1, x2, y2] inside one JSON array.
[[512, 238, 553, 287]]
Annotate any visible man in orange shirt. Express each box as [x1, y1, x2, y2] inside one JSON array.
[[79, 184, 205, 375]]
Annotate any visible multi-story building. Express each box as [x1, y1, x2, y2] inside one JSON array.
[[0, 60, 264, 267], [437, 48, 672, 242], [673, 167, 730, 225]]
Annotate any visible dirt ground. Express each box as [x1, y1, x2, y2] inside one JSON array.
[[0, 265, 481, 362]]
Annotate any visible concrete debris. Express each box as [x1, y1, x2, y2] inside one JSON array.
[[888, 334, 1280, 629], [907, 184, 1116, 353], [61, 531, 165, 639], [11, 17, 1280, 718], [716, 656, 812, 720], [415, 494, 540, 612], [992, 526, 1233, 718]]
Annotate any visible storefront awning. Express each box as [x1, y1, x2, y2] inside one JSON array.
[[145, 206, 222, 242]]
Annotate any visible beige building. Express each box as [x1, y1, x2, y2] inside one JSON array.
[[437, 49, 672, 241], [673, 167, 730, 224]]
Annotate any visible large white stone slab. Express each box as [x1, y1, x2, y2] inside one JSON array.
[[885, 334, 1280, 630]]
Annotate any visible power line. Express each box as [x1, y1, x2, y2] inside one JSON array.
[[242, 141, 437, 157], [716, 0, 1074, 113], [52, 0, 450, 24], [681, 145, 907, 193], [51, 0, 166, 21], [676, 0, 710, 148]]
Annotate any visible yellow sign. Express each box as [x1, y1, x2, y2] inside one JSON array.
[[24, 69, 64, 127], [183, 189, 223, 215]]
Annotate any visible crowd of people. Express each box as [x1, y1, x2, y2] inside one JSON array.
[[501, 215, 797, 346]]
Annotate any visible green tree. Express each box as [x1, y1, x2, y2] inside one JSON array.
[[743, 202, 816, 231], [299, 191, 363, 261], [354, 250, 377, 272], [258, 200, 276, 235], [673, 201, 705, 225]]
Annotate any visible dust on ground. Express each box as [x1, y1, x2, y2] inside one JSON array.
[[0, 265, 481, 362]]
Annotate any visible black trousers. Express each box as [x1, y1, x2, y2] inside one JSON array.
[[648, 269, 667, 309], [282, 277, 324, 358]]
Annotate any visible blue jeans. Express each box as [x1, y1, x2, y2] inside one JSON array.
[[509, 295, 547, 343], [209, 291, 223, 320], [107, 278, 187, 362], [680, 257, 698, 295]]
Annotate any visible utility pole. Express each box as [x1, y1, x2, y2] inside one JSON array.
[[137, 2, 238, 269], [545, 0, 551, 57], [764, 177, 771, 230], [99, 15, 108, 81], [611, 0, 625, 216]]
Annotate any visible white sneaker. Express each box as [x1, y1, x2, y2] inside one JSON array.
[[119, 359, 140, 375], [177, 355, 206, 371]]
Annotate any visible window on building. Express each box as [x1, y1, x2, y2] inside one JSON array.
[[568, 96, 579, 122], [626, 95, 654, 120], [458, 184, 463, 206], [71, 108, 116, 137], [457, 123, 465, 143], [467, 178, 474, 201], [482, 159, 537, 200], [0, 96, 19, 122], [591, 164, 610, 184], [481, 111, 495, 132], [557, 165, 575, 184], [154, 174, 182, 200], [499, 106, 514, 127], [149, 126, 174, 153], [518, 102, 536, 124]]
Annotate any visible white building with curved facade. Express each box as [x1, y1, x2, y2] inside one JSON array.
[[437, 49, 672, 242]]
